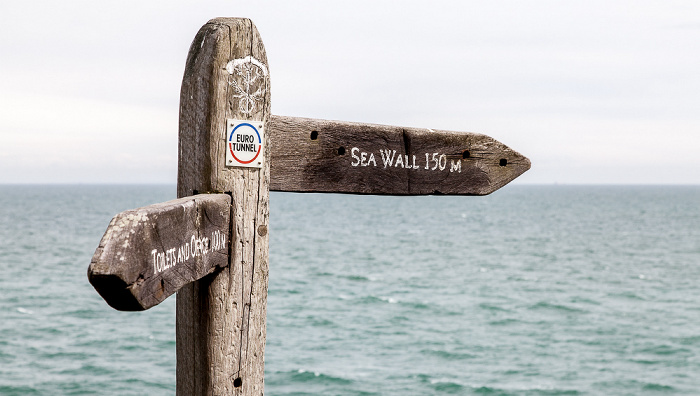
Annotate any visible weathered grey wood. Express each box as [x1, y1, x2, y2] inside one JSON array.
[[269, 115, 530, 195], [176, 17, 270, 396], [85, 14, 534, 395], [88, 194, 230, 311]]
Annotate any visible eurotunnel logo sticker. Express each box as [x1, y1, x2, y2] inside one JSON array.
[[226, 119, 264, 168]]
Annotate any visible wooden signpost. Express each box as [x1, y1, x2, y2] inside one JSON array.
[[88, 17, 530, 395]]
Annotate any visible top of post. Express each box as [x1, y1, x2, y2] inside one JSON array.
[[178, 18, 271, 198]]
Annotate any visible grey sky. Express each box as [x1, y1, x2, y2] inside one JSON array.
[[1, 1, 698, 184]]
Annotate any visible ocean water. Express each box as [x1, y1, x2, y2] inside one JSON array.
[[1, 185, 699, 395]]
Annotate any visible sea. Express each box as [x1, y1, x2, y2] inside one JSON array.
[[1, 185, 699, 395]]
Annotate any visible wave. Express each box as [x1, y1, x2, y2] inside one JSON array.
[[528, 301, 588, 314], [420, 348, 477, 361], [271, 369, 354, 385]]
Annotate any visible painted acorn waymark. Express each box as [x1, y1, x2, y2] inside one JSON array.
[[226, 56, 269, 116]]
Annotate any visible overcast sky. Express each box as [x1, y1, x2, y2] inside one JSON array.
[[1, 1, 698, 184]]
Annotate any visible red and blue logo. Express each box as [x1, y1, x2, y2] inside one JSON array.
[[227, 122, 262, 165]]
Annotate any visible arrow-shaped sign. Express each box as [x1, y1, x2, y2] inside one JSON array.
[[88, 194, 230, 311], [269, 115, 530, 195]]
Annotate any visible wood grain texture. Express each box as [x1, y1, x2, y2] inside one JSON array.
[[88, 194, 230, 311], [176, 17, 270, 396], [269, 115, 530, 195]]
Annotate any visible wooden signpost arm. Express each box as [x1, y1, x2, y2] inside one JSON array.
[[269, 115, 530, 195], [88, 194, 231, 311], [176, 18, 270, 395]]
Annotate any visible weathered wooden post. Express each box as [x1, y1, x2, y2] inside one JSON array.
[[176, 18, 271, 395], [88, 16, 530, 396], [90, 17, 271, 394]]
